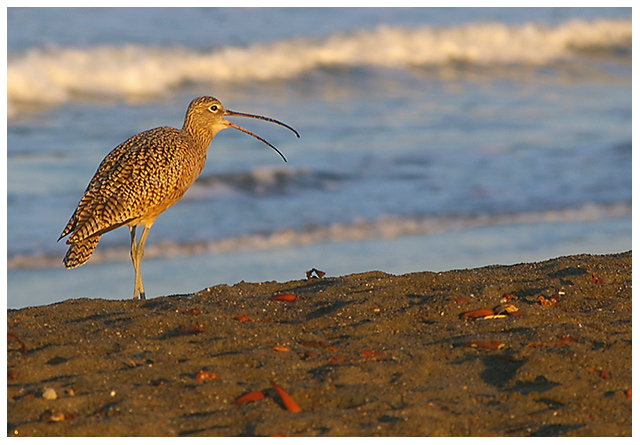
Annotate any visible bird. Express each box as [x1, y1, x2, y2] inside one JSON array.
[[58, 96, 299, 300]]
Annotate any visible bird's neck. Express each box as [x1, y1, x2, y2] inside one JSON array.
[[183, 121, 216, 150]]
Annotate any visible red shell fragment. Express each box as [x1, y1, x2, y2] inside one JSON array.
[[361, 349, 385, 358], [537, 295, 558, 307], [7, 333, 27, 355], [44, 410, 70, 423], [591, 271, 605, 284], [271, 293, 298, 302], [234, 391, 266, 404], [557, 334, 578, 343], [195, 370, 218, 381], [461, 308, 495, 320], [270, 381, 302, 413]]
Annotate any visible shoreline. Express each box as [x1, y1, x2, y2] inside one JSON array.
[[7, 251, 632, 436]]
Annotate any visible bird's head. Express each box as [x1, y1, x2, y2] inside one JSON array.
[[184, 96, 299, 162]]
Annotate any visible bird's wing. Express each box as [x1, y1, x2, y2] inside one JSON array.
[[60, 127, 198, 243]]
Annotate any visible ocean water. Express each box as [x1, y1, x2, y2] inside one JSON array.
[[6, 7, 632, 308]]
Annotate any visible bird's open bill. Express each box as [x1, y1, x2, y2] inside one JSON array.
[[224, 109, 300, 163]]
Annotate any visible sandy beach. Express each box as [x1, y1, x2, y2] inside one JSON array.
[[7, 251, 631, 436]]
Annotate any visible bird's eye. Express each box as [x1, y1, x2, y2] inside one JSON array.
[[209, 105, 218, 112]]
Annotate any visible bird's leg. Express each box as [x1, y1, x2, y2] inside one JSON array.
[[134, 224, 152, 300], [129, 226, 142, 299], [129, 224, 152, 300]]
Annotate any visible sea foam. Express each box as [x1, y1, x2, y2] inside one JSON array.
[[8, 202, 630, 270], [7, 19, 631, 115]]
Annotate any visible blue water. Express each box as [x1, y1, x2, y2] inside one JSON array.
[[6, 7, 632, 308]]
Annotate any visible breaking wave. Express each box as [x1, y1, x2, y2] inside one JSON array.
[[8, 202, 631, 270], [7, 19, 631, 115], [184, 166, 347, 199]]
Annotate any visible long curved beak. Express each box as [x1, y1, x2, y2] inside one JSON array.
[[224, 109, 300, 163]]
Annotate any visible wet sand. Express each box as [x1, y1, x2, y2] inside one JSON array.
[[7, 251, 632, 436]]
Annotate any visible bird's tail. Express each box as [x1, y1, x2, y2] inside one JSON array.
[[63, 235, 101, 268]]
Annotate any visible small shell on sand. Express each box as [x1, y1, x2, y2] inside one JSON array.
[[42, 387, 57, 400]]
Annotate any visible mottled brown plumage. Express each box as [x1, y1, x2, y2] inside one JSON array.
[[59, 96, 299, 299]]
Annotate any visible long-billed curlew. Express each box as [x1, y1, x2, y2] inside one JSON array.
[[58, 96, 299, 300]]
